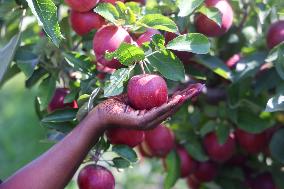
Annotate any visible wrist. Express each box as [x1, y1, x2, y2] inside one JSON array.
[[85, 108, 108, 131]]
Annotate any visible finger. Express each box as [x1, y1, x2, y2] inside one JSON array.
[[135, 95, 183, 127], [144, 83, 204, 129]]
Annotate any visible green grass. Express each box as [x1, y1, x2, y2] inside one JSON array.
[[0, 73, 52, 179]]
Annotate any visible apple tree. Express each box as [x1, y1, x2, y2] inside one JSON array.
[[0, 0, 284, 188]]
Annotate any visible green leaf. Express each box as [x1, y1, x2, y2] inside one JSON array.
[[25, 67, 48, 88], [104, 67, 133, 97], [216, 123, 230, 145], [236, 108, 273, 134], [139, 14, 178, 33], [151, 34, 166, 50], [147, 50, 185, 81], [272, 43, 284, 80], [106, 43, 145, 66], [40, 121, 74, 133], [185, 139, 209, 162], [37, 76, 56, 111], [63, 52, 94, 73], [26, 0, 63, 47], [178, 0, 204, 17], [94, 3, 120, 24], [269, 129, 284, 164], [232, 52, 267, 82], [265, 93, 284, 112], [15, 49, 39, 78], [116, 1, 136, 24], [112, 145, 138, 163], [0, 34, 21, 83], [200, 120, 216, 137], [113, 157, 131, 168], [198, 6, 222, 27], [166, 33, 210, 54], [164, 150, 180, 189], [41, 109, 77, 123], [196, 55, 232, 80]]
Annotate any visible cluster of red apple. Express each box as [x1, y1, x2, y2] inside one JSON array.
[[51, 0, 284, 188]]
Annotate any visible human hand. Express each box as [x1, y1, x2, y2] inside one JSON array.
[[91, 83, 204, 130]]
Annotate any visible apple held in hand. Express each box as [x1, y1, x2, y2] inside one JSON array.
[[235, 128, 267, 154], [106, 128, 145, 148], [65, 0, 99, 12], [194, 0, 234, 37], [266, 20, 284, 49], [140, 124, 175, 157], [48, 88, 78, 113], [78, 165, 115, 189], [93, 25, 132, 69], [127, 74, 168, 110], [70, 10, 105, 36], [203, 132, 236, 162]]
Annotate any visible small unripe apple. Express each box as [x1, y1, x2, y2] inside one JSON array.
[[164, 32, 194, 63], [193, 161, 218, 182], [70, 10, 105, 36], [187, 176, 200, 189], [251, 172, 277, 189], [93, 25, 132, 69], [127, 74, 168, 110], [136, 29, 161, 46], [203, 132, 236, 163], [48, 88, 78, 113], [266, 20, 284, 49], [226, 53, 242, 69], [235, 128, 267, 154], [106, 128, 145, 148], [177, 146, 198, 178], [194, 0, 234, 37], [65, 0, 99, 12], [140, 124, 175, 157], [78, 165, 115, 189]]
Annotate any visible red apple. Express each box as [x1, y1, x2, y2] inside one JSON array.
[[70, 10, 105, 36], [267, 20, 284, 49], [78, 165, 115, 189], [235, 128, 267, 154], [65, 0, 99, 12], [93, 25, 132, 69], [193, 161, 218, 182], [136, 29, 161, 46], [105, 128, 145, 148], [194, 0, 234, 37], [187, 175, 200, 189], [203, 132, 236, 163], [100, 0, 125, 4], [226, 53, 242, 69], [127, 74, 168, 110], [164, 32, 194, 63], [227, 154, 247, 166], [177, 146, 198, 178], [140, 124, 175, 157], [251, 172, 277, 189], [48, 88, 78, 113]]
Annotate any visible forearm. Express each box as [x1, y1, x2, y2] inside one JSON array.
[[0, 113, 105, 189]]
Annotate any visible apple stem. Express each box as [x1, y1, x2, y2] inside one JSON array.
[[92, 147, 101, 165], [139, 61, 146, 74]]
